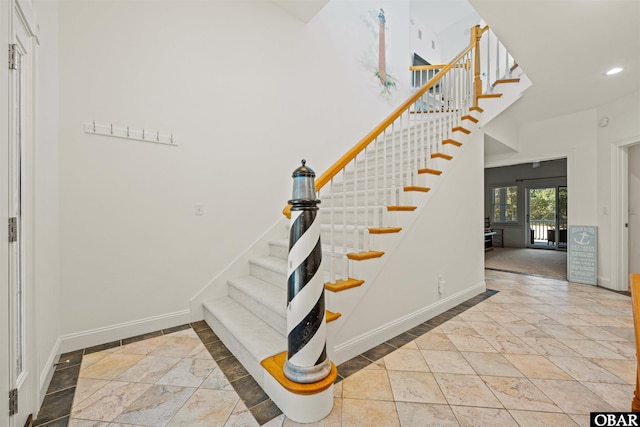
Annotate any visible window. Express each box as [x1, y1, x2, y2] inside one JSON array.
[[492, 186, 517, 222]]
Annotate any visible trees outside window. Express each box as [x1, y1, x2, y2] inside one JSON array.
[[492, 186, 517, 223]]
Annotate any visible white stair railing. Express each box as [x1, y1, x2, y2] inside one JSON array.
[[283, 25, 516, 286]]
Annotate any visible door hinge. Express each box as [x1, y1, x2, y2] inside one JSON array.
[[9, 388, 18, 416], [8, 44, 18, 70], [9, 217, 17, 242]]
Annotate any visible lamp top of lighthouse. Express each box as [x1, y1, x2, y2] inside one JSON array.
[[291, 159, 317, 202]]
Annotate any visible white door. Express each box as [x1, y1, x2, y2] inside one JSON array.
[[8, 6, 35, 426], [629, 144, 640, 275], [1, 1, 12, 426]]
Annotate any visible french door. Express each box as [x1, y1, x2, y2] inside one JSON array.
[[526, 186, 568, 250], [7, 3, 35, 426]]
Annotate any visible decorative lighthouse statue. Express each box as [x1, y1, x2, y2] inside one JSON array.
[[284, 160, 332, 384]]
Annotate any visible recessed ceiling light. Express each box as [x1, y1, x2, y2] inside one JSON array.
[[605, 67, 623, 76]]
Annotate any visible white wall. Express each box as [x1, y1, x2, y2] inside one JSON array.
[[57, 0, 415, 345], [630, 144, 640, 275], [34, 0, 62, 397], [410, 14, 443, 65]]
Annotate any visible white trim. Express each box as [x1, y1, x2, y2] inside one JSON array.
[[330, 280, 486, 365], [38, 337, 60, 407], [59, 309, 191, 353], [611, 135, 640, 290]]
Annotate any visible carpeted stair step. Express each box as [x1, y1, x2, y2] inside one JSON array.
[[227, 275, 287, 335], [203, 297, 285, 387]]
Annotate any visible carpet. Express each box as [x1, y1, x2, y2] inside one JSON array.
[[485, 247, 567, 280]]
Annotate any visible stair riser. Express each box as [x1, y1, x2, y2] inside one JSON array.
[[228, 285, 286, 335], [249, 262, 287, 290], [269, 242, 289, 260]]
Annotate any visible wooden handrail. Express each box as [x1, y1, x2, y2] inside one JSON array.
[[282, 24, 484, 218], [631, 273, 640, 411], [314, 40, 477, 193], [409, 64, 468, 71]]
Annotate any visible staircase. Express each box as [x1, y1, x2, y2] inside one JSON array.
[[190, 24, 531, 423]]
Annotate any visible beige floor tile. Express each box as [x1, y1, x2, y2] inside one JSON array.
[[364, 359, 387, 370], [388, 371, 447, 404], [186, 342, 215, 360], [68, 419, 111, 427], [383, 349, 430, 372], [599, 340, 637, 360], [591, 358, 636, 384], [503, 354, 572, 380], [73, 378, 110, 407], [548, 356, 627, 383], [112, 384, 196, 426], [560, 339, 627, 359], [115, 356, 181, 384], [116, 336, 169, 356], [79, 348, 119, 370], [499, 321, 550, 338], [530, 379, 615, 414], [79, 354, 146, 380], [400, 341, 419, 350], [199, 366, 233, 391], [341, 398, 400, 427], [414, 333, 457, 351], [148, 336, 202, 358], [433, 373, 502, 408], [509, 410, 579, 426], [166, 389, 238, 426], [568, 413, 590, 427], [449, 406, 517, 427], [581, 381, 636, 412], [342, 368, 394, 401], [421, 350, 475, 375], [483, 335, 538, 354], [569, 324, 630, 341], [436, 320, 477, 336], [519, 337, 581, 357], [395, 402, 459, 426], [466, 321, 512, 337], [481, 376, 560, 412], [71, 381, 152, 422], [156, 358, 218, 388], [462, 352, 523, 377], [457, 309, 494, 322], [446, 334, 497, 353], [223, 400, 260, 427]]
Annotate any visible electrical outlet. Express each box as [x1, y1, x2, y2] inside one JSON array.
[[195, 204, 204, 216]]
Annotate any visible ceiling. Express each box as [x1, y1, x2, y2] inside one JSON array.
[[468, 0, 640, 125]]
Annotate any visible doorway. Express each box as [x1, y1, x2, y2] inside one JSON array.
[[526, 185, 568, 250], [629, 144, 640, 275]]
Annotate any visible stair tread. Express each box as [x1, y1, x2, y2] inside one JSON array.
[[228, 275, 287, 318], [204, 297, 286, 362], [249, 256, 287, 275]]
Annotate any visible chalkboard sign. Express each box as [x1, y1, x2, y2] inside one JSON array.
[[568, 226, 598, 285]]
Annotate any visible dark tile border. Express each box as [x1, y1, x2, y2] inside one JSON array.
[[35, 289, 498, 426]]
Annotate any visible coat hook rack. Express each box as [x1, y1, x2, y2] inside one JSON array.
[[84, 122, 178, 146]]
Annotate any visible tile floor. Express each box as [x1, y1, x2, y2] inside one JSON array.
[[37, 270, 635, 426]]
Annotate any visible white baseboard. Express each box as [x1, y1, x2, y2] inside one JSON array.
[[331, 281, 487, 365], [39, 336, 62, 407], [59, 309, 191, 353]]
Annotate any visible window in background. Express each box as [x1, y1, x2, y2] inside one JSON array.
[[493, 186, 518, 222]]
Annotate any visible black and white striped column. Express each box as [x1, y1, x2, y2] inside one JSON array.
[[284, 160, 332, 384]]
